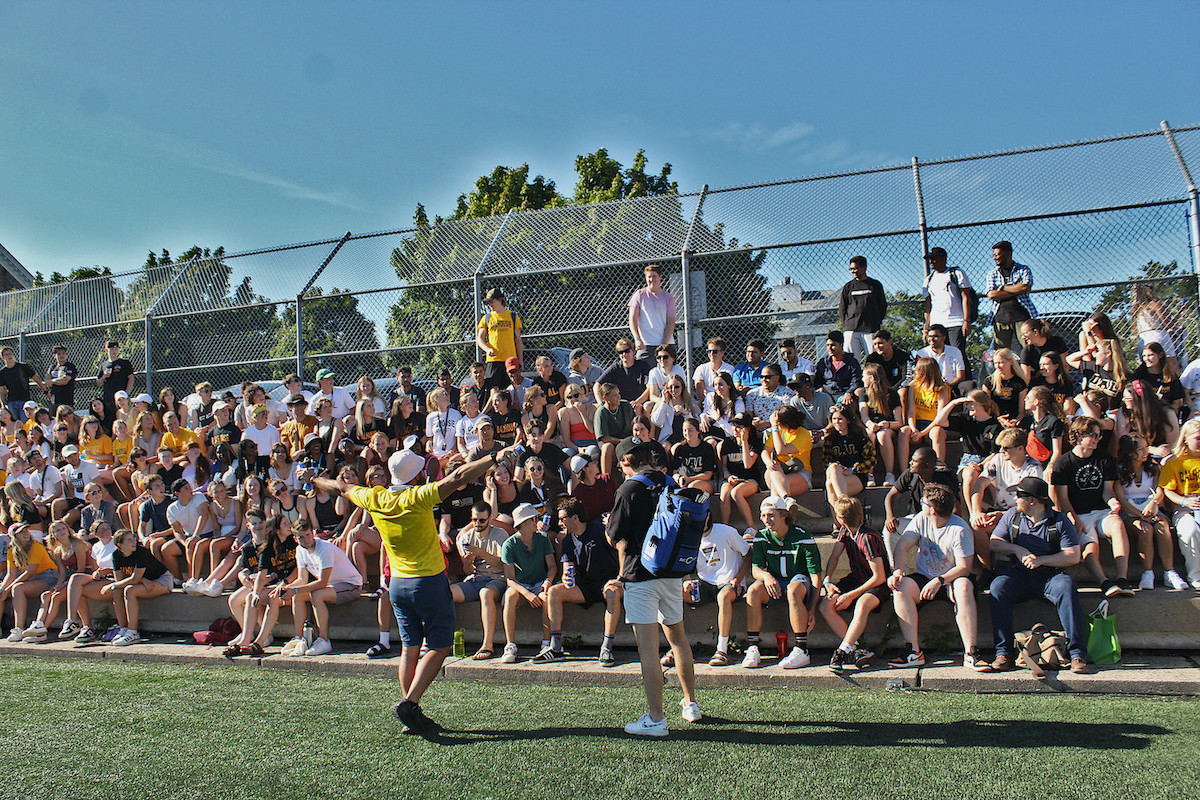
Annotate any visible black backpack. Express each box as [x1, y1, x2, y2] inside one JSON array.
[[946, 268, 979, 323]]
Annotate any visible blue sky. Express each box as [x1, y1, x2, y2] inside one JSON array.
[[2, 0, 1198, 280]]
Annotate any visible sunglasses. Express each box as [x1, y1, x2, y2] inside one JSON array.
[[707, 349, 723, 354], [616, 349, 631, 356], [656, 355, 670, 361]]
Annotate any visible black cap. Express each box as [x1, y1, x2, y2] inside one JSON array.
[[484, 287, 505, 303], [1014, 476, 1051, 504], [615, 436, 654, 460], [924, 246, 947, 260], [286, 393, 308, 406], [730, 412, 755, 428]]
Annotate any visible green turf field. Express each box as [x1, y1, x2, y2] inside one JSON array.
[[2, 657, 1197, 800]]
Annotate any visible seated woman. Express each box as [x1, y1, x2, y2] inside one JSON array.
[[648, 374, 699, 446], [339, 464, 385, 592], [522, 386, 557, 444], [556, 383, 597, 458], [180, 440, 212, 493], [823, 403, 877, 504], [985, 348, 1027, 428], [1, 481, 46, 539], [24, 521, 92, 641], [515, 421, 567, 486], [860, 362, 902, 486], [268, 442, 300, 492], [62, 521, 118, 641], [424, 387, 462, 470], [1118, 380, 1179, 463], [455, 388, 485, 461], [1023, 386, 1066, 477], [718, 413, 766, 537], [109, 527, 173, 646], [1, 523, 62, 642], [901, 357, 949, 463], [670, 417, 718, 497], [1115, 433, 1184, 591], [1028, 350, 1078, 417], [225, 514, 297, 657], [1132, 341, 1185, 416], [763, 405, 813, 504], [186, 479, 244, 597], [700, 371, 744, 449], [221, 510, 272, 657], [487, 388, 524, 449], [483, 459, 520, 531], [929, 389, 1002, 494]]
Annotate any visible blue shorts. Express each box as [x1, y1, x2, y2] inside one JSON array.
[[453, 574, 505, 602], [957, 453, 985, 470], [388, 572, 456, 650], [30, 568, 59, 588]]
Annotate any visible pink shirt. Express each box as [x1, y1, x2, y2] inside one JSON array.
[[628, 288, 676, 347]]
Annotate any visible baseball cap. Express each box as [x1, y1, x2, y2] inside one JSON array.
[[212, 401, 231, 412], [61, 445, 79, 457], [133, 393, 153, 404], [285, 393, 308, 406], [569, 348, 586, 362], [760, 495, 799, 513], [614, 436, 654, 461], [474, 415, 494, 430], [924, 246, 947, 260], [315, 368, 336, 381], [504, 356, 521, 371], [569, 454, 592, 474], [114, 391, 129, 400]]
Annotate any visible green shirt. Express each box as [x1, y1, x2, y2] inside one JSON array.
[[501, 531, 554, 584], [751, 524, 822, 580]]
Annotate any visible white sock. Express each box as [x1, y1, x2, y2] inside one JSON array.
[[838, 642, 853, 653], [541, 639, 550, 650], [379, 631, 390, 648], [126, 629, 138, 638], [717, 635, 730, 653]]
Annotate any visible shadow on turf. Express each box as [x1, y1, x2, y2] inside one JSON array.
[[417, 718, 1167, 748]]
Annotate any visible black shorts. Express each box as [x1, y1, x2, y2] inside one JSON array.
[[62, 497, 85, 512], [483, 362, 509, 395], [578, 581, 607, 610], [909, 572, 975, 605], [834, 575, 888, 608]]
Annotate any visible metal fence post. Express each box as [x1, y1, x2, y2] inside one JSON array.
[[17, 331, 25, 362], [912, 156, 930, 276], [680, 185, 710, 379], [475, 209, 514, 362], [295, 294, 304, 379], [144, 314, 153, 395], [296, 232, 353, 379], [1160, 121, 1200, 353]]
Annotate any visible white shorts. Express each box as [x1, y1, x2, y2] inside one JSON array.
[[1076, 509, 1115, 546], [624, 578, 684, 626]]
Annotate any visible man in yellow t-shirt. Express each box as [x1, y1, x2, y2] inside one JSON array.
[[315, 443, 517, 735], [476, 287, 523, 397]]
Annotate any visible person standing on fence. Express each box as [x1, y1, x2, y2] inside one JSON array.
[[839, 256, 888, 362], [922, 248, 973, 359], [985, 241, 1037, 355], [0, 346, 47, 422], [628, 263, 676, 363], [44, 345, 77, 414], [477, 287, 523, 398], [95, 341, 135, 417]]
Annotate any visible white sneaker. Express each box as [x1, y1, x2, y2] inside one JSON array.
[[1165, 570, 1189, 590], [111, 632, 139, 647], [623, 713, 669, 737], [1191, 579, 1200, 591], [499, 642, 519, 664], [741, 644, 761, 668], [59, 620, 81, 639], [779, 646, 811, 669], [6, 627, 24, 642], [1138, 570, 1155, 591], [305, 638, 332, 656], [201, 580, 224, 597], [22, 621, 47, 640], [182, 579, 201, 595], [680, 700, 702, 723]]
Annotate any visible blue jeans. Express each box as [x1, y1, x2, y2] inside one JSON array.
[[6, 402, 26, 422], [989, 569, 1086, 659]]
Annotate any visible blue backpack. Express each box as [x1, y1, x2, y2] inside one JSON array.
[[631, 474, 710, 578]]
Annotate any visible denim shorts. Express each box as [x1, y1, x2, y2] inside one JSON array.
[[389, 572, 455, 650], [30, 568, 59, 589], [453, 574, 505, 602]]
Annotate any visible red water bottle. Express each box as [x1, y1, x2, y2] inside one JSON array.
[[776, 631, 789, 658]]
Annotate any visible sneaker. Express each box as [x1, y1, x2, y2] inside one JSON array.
[[888, 648, 925, 668], [866, 475, 877, 488], [6, 627, 24, 642], [392, 699, 428, 734], [990, 652, 1017, 672], [58, 620, 81, 639], [1116, 577, 1136, 596], [305, 637, 332, 656], [111, 632, 139, 647], [1101, 579, 1120, 598], [740, 644, 762, 668], [1138, 570, 1155, 591], [1070, 656, 1094, 674], [531, 647, 563, 663], [1164, 570, 1189, 590], [1191, 579, 1200, 591], [25, 630, 48, 644], [883, 472, 896, 485], [499, 642, 519, 664], [680, 700, 702, 723], [74, 626, 97, 644], [828, 648, 850, 672], [281, 637, 306, 657], [182, 578, 201, 595], [852, 648, 875, 669], [100, 625, 123, 643], [201, 580, 225, 598], [598, 647, 616, 667], [22, 621, 47, 640], [964, 649, 992, 672], [778, 646, 810, 669], [623, 713, 669, 737]]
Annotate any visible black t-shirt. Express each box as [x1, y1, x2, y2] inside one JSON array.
[[1022, 336, 1072, 367], [348, 417, 389, 446], [532, 371, 569, 408], [719, 436, 764, 483], [238, 545, 262, 575], [46, 360, 77, 408], [207, 422, 242, 453], [1028, 374, 1077, 411], [437, 482, 483, 530], [390, 410, 427, 444], [1080, 364, 1122, 409], [597, 359, 651, 402], [1131, 366, 1185, 406], [865, 389, 902, 423], [113, 544, 168, 582], [0, 362, 35, 403], [396, 384, 427, 413], [892, 466, 958, 516], [158, 463, 185, 490], [490, 410, 522, 446], [671, 440, 718, 478], [989, 374, 1027, 420], [260, 537, 298, 583], [606, 469, 666, 582], [1051, 449, 1117, 514], [864, 349, 912, 389], [948, 414, 1002, 457], [563, 518, 619, 590], [518, 442, 567, 476], [1028, 414, 1065, 463], [99, 358, 134, 403]]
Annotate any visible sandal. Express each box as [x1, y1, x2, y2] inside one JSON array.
[[222, 643, 243, 658], [660, 651, 675, 668], [708, 650, 730, 667], [472, 648, 495, 661], [245, 643, 265, 657], [366, 642, 393, 659]]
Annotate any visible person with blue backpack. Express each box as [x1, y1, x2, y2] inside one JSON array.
[[606, 436, 703, 737]]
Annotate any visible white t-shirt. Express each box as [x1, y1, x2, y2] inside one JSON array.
[[20, 465, 63, 502], [427, 409, 463, 458], [628, 287, 676, 348], [91, 539, 117, 571], [270, 461, 300, 492], [242, 424, 282, 453], [296, 538, 363, 587], [167, 493, 212, 537], [916, 345, 966, 383], [903, 513, 973, 577], [308, 387, 355, 420], [1180, 358, 1200, 415], [61, 459, 100, 497], [702, 394, 745, 437], [456, 413, 482, 453], [648, 364, 688, 395], [697, 523, 751, 586], [781, 358, 816, 382], [983, 453, 1042, 509], [692, 362, 728, 396], [922, 269, 971, 326]]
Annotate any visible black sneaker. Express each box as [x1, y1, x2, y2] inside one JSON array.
[[393, 699, 426, 734], [828, 649, 849, 672], [1116, 578, 1136, 597], [852, 648, 874, 669], [532, 647, 564, 663], [1101, 579, 1120, 598]]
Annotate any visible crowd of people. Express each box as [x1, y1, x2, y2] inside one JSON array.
[[2, 250, 1199, 699]]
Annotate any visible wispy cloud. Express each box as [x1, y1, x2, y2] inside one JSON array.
[[708, 121, 816, 152]]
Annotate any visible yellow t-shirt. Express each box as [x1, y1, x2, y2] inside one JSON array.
[[112, 436, 134, 466], [82, 434, 115, 464], [477, 309, 522, 363], [7, 539, 56, 575], [162, 428, 199, 457], [769, 426, 812, 472], [346, 483, 444, 578], [914, 384, 941, 422], [1160, 453, 1200, 496]]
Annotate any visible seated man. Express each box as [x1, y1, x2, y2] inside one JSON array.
[[682, 513, 751, 667], [812, 329, 862, 405], [988, 476, 1092, 674], [281, 518, 364, 657], [820, 497, 889, 671], [450, 501, 509, 660], [887, 484, 987, 671], [499, 503, 556, 664], [915, 324, 968, 393], [883, 447, 958, 568], [742, 496, 823, 670], [537, 497, 623, 665], [969, 428, 1041, 568]]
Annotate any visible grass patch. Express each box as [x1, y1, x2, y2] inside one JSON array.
[[1, 656, 1198, 800]]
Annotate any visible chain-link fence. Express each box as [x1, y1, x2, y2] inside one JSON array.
[[3, 123, 1198, 404]]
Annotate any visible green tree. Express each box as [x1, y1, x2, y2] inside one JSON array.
[[1094, 259, 1197, 359], [275, 287, 383, 381]]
